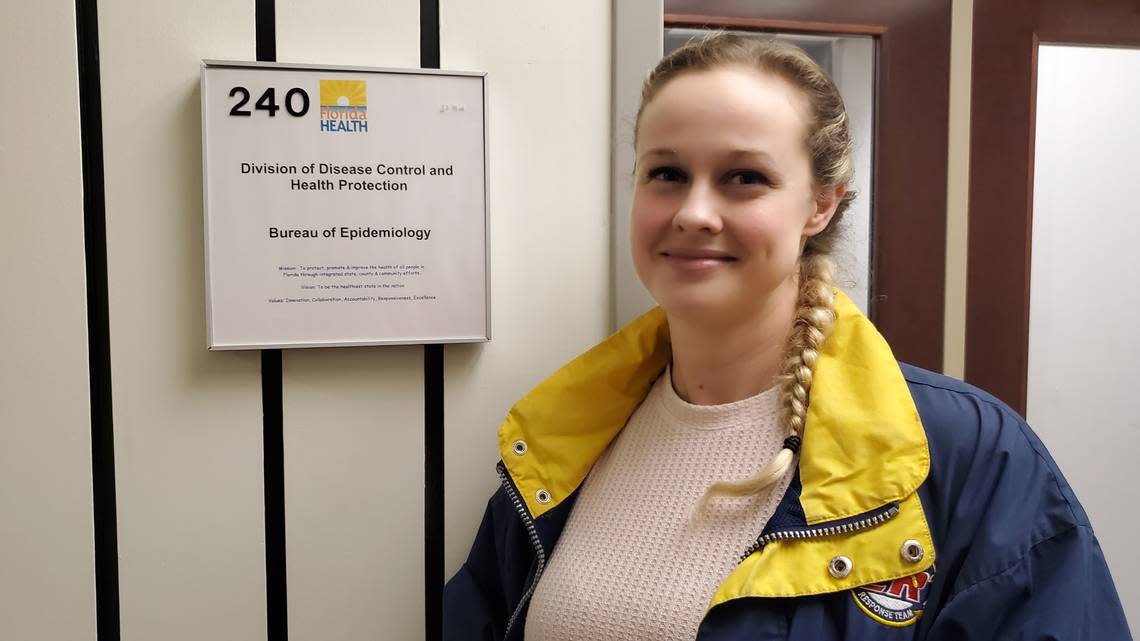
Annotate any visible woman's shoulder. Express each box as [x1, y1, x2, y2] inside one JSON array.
[[899, 362, 1057, 466], [894, 364, 1130, 637], [897, 363, 1079, 507], [897, 362, 1091, 560], [898, 362, 1013, 419]]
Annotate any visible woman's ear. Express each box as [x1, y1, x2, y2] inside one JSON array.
[[804, 184, 846, 237]]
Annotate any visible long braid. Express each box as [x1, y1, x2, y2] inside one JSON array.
[[703, 254, 837, 499]]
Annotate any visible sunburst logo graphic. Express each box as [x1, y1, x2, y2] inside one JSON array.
[[319, 80, 368, 133], [320, 80, 366, 106]]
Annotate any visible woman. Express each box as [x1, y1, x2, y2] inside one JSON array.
[[444, 33, 1131, 640]]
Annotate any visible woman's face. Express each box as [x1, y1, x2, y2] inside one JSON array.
[[631, 66, 840, 326]]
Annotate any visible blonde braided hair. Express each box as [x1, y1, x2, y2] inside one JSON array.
[[636, 33, 855, 498], [705, 254, 837, 498]]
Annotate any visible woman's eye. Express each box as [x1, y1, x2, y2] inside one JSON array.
[[728, 170, 770, 186], [647, 166, 686, 182]]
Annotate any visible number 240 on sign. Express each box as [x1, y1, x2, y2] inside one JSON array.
[[227, 86, 309, 118]]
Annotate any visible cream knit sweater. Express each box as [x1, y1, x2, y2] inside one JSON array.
[[524, 369, 792, 641]]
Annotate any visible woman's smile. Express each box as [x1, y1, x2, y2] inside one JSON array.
[[660, 247, 738, 272]]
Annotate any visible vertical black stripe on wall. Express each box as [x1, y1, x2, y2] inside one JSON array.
[[424, 345, 444, 641], [255, 1, 288, 641], [255, 0, 276, 66], [76, 0, 120, 639], [421, 3, 443, 640], [261, 349, 286, 641]]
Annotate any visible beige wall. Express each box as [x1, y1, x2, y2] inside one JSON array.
[[95, 0, 614, 636], [0, 2, 97, 640], [98, 0, 267, 637], [2, 0, 613, 638], [944, 0, 973, 378]]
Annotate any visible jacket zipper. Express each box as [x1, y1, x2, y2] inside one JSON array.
[[739, 502, 900, 561], [497, 464, 546, 641], [497, 465, 900, 634]]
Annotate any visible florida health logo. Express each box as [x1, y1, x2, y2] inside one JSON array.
[[320, 80, 368, 133], [851, 567, 934, 627]]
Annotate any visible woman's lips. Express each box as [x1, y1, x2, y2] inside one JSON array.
[[661, 251, 737, 271]]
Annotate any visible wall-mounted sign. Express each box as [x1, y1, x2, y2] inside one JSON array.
[[201, 60, 488, 349]]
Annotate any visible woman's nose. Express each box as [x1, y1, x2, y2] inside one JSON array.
[[672, 182, 723, 233]]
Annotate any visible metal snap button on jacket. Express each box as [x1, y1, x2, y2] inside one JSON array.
[[535, 489, 551, 504], [828, 555, 853, 578], [511, 440, 527, 455], [901, 539, 925, 563]]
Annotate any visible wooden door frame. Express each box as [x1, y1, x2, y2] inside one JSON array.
[[966, 0, 1140, 414], [665, 1, 952, 373]]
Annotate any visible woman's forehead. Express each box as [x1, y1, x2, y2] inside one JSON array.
[[637, 67, 810, 155]]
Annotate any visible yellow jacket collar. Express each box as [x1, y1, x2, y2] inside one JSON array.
[[497, 291, 930, 526]]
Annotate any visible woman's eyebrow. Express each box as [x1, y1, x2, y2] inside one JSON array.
[[640, 148, 776, 161], [726, 148, 776, 163], [635, 148, 781, 174]]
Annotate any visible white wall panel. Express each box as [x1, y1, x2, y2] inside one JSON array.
[[942, 0, 973, 378], [829, 37, 873, 315], [613, 1, 665, 328], [441, 1, 614, 576], [1028, 43, 1140, 625], [97, 2, 266, 639], [281, 346, 424, 640], [277, 0, 418, 68], [0, 3, 96, 640], [275, 2, 425, 638]]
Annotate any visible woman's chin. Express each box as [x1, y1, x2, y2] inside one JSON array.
[[656, 293, 740, 325]]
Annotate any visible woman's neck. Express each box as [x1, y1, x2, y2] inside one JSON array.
[[667, 286, 797, 406]]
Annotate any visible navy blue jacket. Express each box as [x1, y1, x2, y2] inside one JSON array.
[[444, 297, 1132, 640]]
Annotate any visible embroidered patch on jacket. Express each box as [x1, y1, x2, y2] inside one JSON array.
[[851, 567, 934, 627]]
